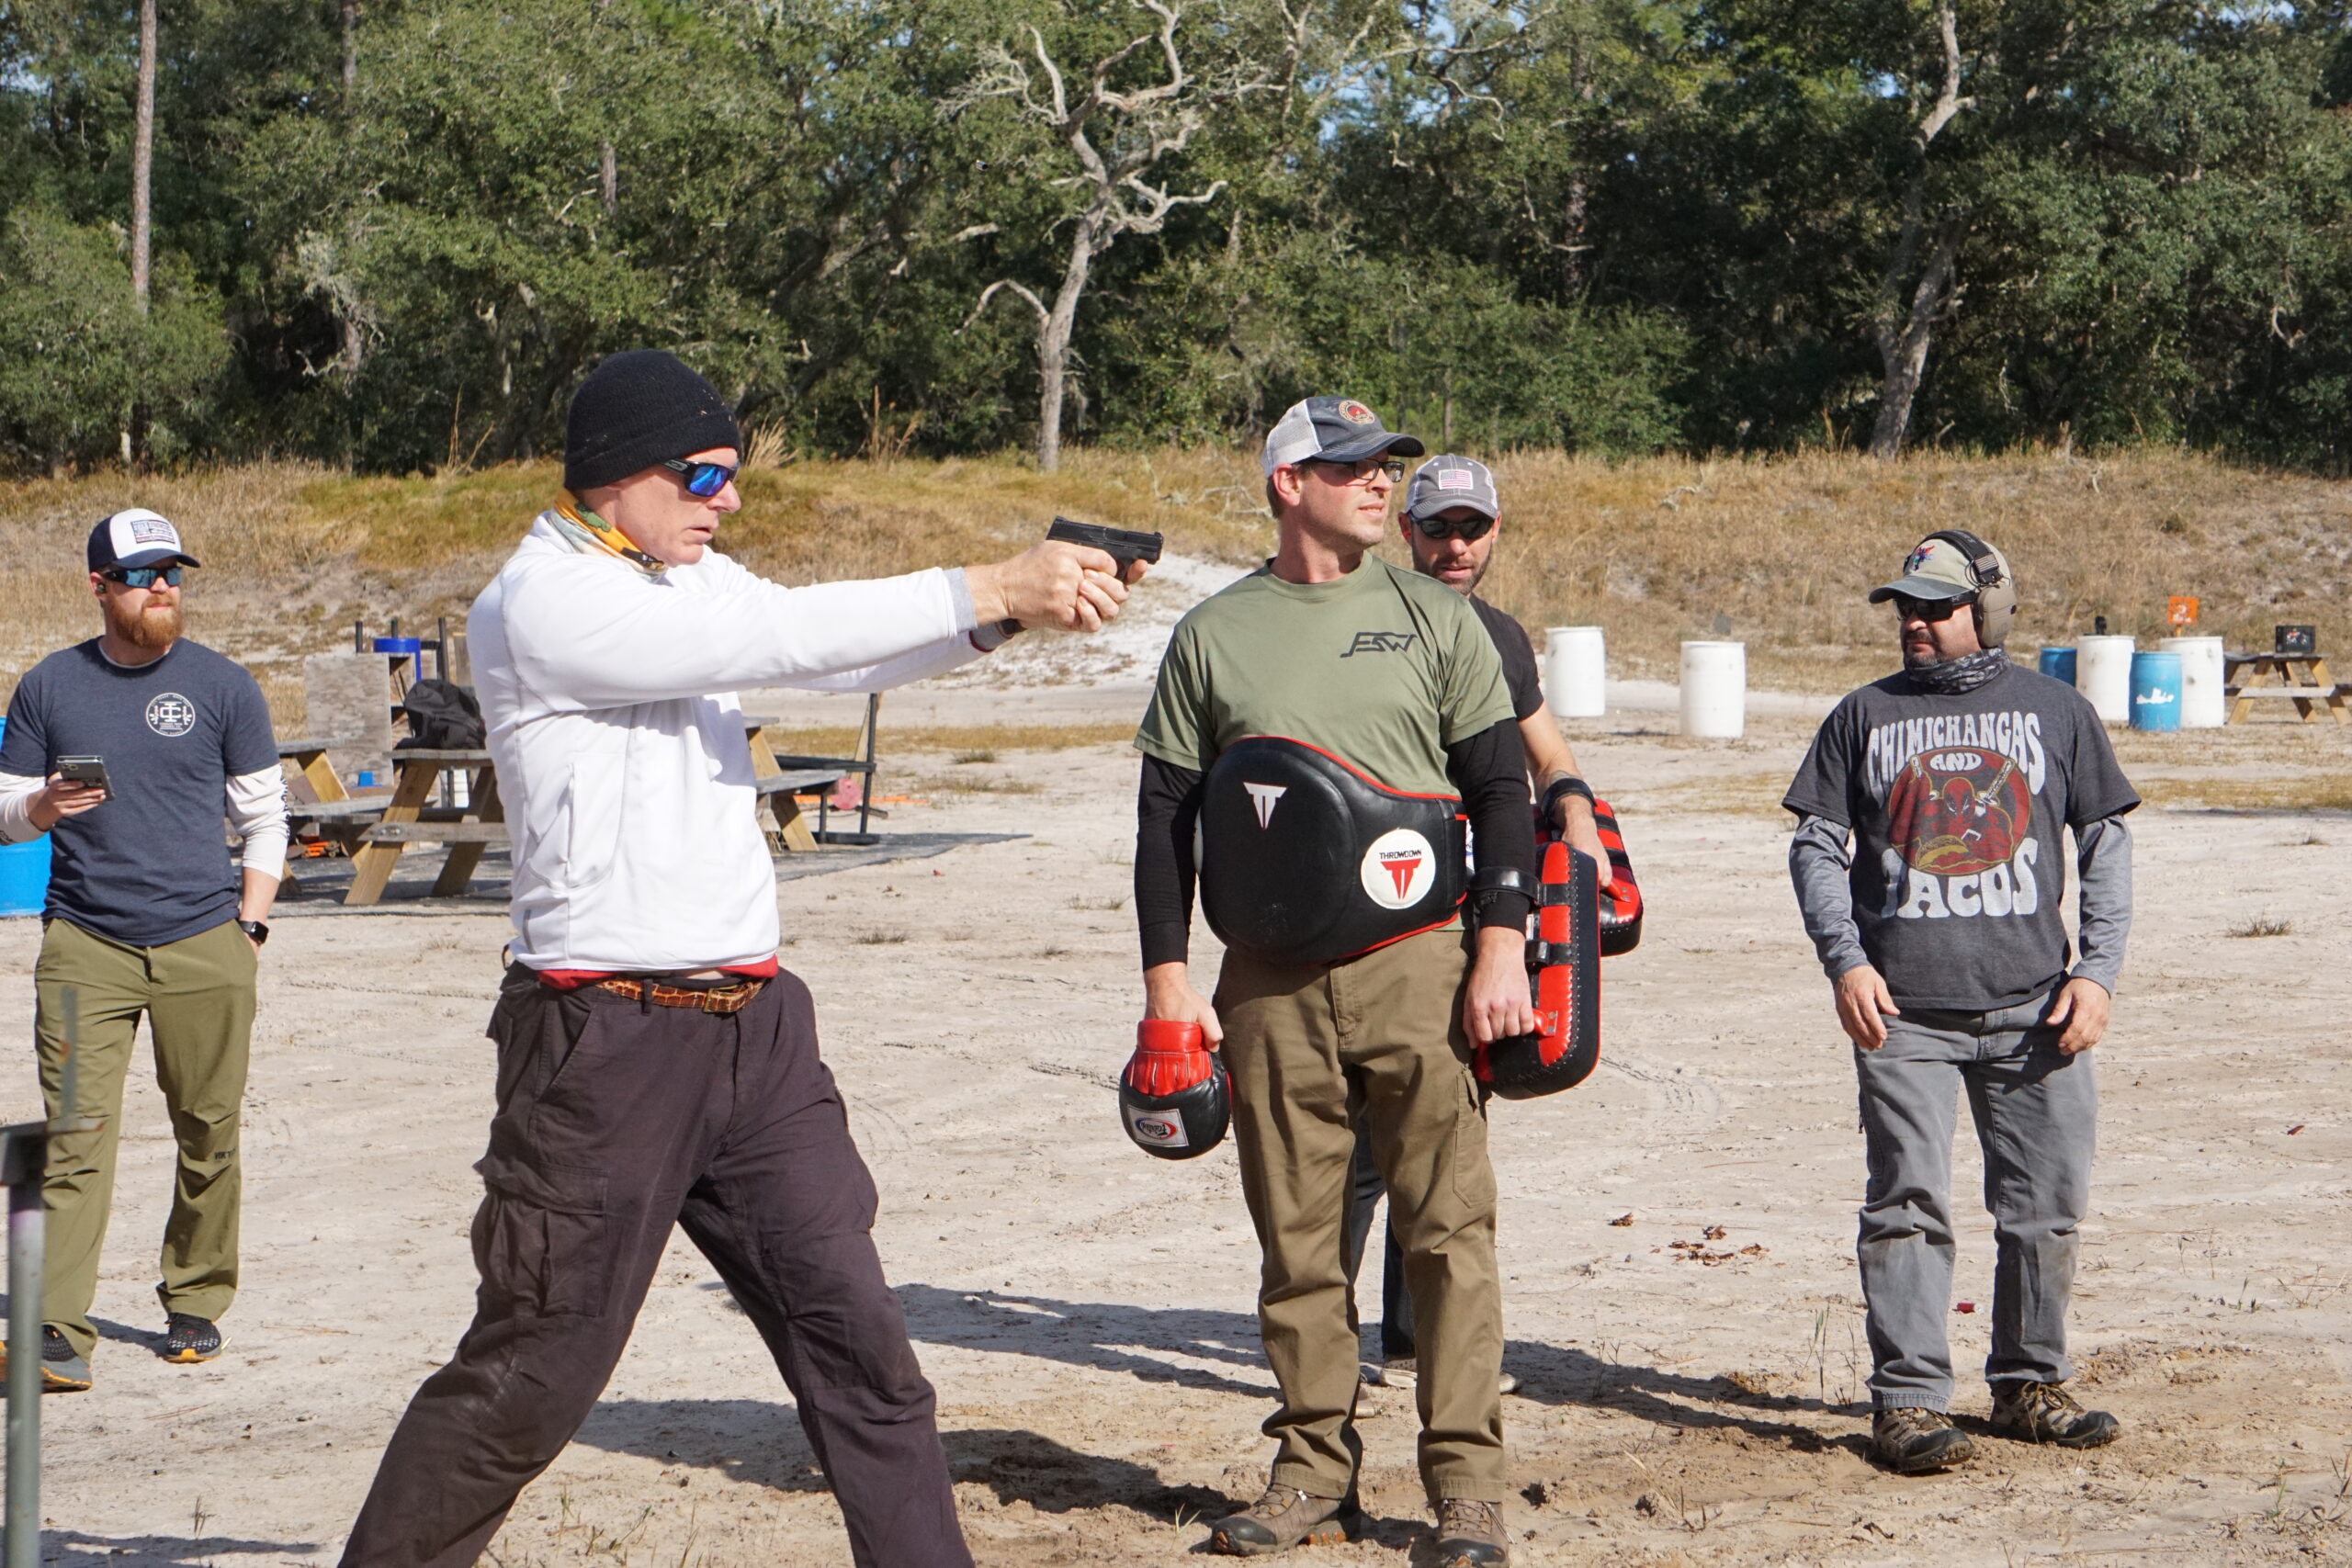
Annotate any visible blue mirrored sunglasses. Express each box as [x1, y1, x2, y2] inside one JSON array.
[[101, 565, 184, 589], [661, 458, 739, 498]]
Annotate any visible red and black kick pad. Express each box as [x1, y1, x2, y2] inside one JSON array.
[[1476, 840, 1602, 1100], [1593, 798, 1644, 955]]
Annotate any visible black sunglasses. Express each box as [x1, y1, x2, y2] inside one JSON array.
[[661, 457, 739, 498], [1305, 457, 1407, 486], [1411, 513, 1496, 543], [101, 565, 184, 589], [1893, 592, 1973, 623]]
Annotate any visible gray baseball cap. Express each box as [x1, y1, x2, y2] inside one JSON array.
[[1869, 535, 2007, 604], [1404, 455, 1499, 523], [1260, 396, 1425, 477]]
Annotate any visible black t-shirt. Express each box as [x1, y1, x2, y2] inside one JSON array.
[[0, 638, 277, 946], [1781, 662, 2139, 1010], [1468, 594, 1543, 721]]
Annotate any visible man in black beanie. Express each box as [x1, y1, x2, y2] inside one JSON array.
[[338, 350, 1135, 1568]]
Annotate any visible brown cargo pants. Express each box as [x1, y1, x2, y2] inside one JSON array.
[[339, 964, 971, 1568], [1215, 927, 1507, 1506]]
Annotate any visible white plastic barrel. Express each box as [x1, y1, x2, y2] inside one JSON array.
[[1679, 640, 1746, 739], [2159, 635, 2226, 728], [2075, 635, 2137, 725], [1542, 626, 1607, 717]]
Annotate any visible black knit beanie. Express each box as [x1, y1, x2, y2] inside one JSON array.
[[562, 350, 742, 492]]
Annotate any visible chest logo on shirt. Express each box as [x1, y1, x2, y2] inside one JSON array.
[[1243, 782, 1287, 829], [1360, 829, 1437, 909], [145, 692, 197, 738], [1881, 743, 2041, 920], [1341, 630, 1417, 658]]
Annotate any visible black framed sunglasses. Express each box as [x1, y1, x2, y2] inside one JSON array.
[[1893, 592, 1973, 623], [101, 565, 184, 589], [1305, 457, 1407, 486], [661, 457, 739, 498], [1411, 513, 1496, 543]]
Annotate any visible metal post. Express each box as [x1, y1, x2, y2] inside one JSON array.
[[5, 1171, 40, 1568], [4, 987, 71, 1568]]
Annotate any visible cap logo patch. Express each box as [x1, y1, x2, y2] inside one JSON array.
[[1437, 469, 1474, 491], [1336, 400, 1377, 425], [1905, 545, 1936, 574], [1360, 828, 1437, 909], [129, 516, 177, 545]]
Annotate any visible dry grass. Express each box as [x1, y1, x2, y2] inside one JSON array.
[[6, 446, 2347, 728]]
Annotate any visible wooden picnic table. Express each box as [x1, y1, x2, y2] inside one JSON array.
[[2224, 652, 2347, 725], [343, 748, 506, 904]]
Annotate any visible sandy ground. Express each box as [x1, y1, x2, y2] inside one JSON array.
[[7, 685, 2351, 1567]]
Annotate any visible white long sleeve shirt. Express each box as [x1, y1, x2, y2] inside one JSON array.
[[471, 515, 986, 972]]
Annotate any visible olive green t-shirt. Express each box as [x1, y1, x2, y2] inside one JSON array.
[[1136, 554, 1515, 794]]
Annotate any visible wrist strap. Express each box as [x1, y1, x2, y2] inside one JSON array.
[[1542, 775, 1595, 821]]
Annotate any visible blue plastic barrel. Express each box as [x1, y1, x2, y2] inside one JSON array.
[[2130, 650, 2183, 732], [2038, 646, 2078, 686], [372, 637, 424, 655], [0, 716, 51, 917]]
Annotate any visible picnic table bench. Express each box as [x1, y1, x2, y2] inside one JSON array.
[[2224, 652, 2348, 725]]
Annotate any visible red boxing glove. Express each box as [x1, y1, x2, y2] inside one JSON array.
[[1119, 1020, 1229, 1158]]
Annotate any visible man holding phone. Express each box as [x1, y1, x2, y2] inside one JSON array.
[[0, 510, 288, 1392]]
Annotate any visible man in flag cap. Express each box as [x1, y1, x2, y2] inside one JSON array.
[[339, 348, 1138, 1568], [1135, 397, 1533, 1563], [1342, 453, 1615, 1393], [0, 509, 288, 1391]]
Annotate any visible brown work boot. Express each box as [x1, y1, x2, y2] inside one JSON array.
[[1207, 1485, 1361, 1555], [1870, 1406, 1975, 1473], [1433, 1497, 1510, 1566], [1990, 1381, 2120, 1449]]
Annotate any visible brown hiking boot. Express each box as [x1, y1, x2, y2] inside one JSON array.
[[1870, 1406, 1975, 1473], [1434, 1497, 1510, 1566], [1990, 1381, 2120, 1449], [1207, 1485, 1361, 1555]]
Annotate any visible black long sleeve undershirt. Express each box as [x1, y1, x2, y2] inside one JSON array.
[[1134, 719, 1537, 969]]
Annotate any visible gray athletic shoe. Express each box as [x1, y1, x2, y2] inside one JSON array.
[[1434, 1497, 1510, 1566], [1372, 1357, 1520, 1396], [1990, 1381, 2119, 1449], [1871, 1407, 1975, 1473], [1208, 1485, 1361, 1555], [0, 1325, 93, 1393], [160, 1313, 224, 1364]]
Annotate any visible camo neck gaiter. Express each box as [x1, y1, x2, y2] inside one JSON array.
[[1907, 647, 2009, 696]]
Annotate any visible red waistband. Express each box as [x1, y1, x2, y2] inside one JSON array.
[[534, 955, 781, 991]]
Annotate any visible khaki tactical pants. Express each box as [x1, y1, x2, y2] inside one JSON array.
[[34, 917, 254, 1359], [1215, 927, 1507, 1505]]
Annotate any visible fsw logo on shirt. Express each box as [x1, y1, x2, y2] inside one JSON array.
[[145, 693, 198, 738], [1873, 716, 2045, 920], [1341, 630, 1417, 658]]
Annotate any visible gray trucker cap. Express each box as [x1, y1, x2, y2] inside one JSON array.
[[1404, 455, 1500, 523], [1260, 396, 1425, 477]]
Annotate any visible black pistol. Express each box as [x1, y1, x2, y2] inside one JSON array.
[[1048, 516, 1162, 581]]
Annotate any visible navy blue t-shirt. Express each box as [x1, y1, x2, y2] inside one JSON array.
[[0, 639, 277, 946]]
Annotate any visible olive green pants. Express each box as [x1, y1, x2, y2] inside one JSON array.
[[1215, 928, 1506, 1506], [34, 917, 254, 1360]]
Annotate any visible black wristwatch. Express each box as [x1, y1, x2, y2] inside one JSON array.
[[237, 919, 270, 947]]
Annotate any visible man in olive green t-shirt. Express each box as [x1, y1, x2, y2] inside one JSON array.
[[1133, 397, 1536, 1566]]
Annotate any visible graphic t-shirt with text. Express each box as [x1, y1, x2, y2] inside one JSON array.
[[1781, 662, 2138, 1010]]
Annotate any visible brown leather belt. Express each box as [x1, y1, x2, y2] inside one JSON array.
[[591, 976, 766, 1015]]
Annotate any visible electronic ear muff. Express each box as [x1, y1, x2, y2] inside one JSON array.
[[1918, 528, 2017, 648]]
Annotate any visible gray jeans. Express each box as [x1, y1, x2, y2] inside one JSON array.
[[1854, 992, 2096, 1411]]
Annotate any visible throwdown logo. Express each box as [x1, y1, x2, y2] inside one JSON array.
[[1243, 782, 1287, 829], [1359, 828, 1437, 909]]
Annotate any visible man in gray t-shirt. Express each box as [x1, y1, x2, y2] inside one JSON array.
[[1783, 531, 2135, 1476]]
